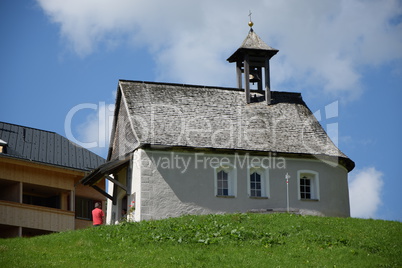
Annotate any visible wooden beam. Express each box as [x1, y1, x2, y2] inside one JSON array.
[[257, 67, 263, 91], [265, 59, 271, 105], [70, 190, 74, 212], [106, 175, 127, 192], [236, 60, 242, 89], [19, 182, 23, 203], [0, 156, 85, 176], [91, 185, 115, 203], [244, 54, 251, 104]]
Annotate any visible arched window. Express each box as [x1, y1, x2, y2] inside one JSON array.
[[248, 167, 269, 198], [297, 170, 319, 200], [215, 165, 236, 197], [217, 170, 229, 196], [250, 172, 262, 197]]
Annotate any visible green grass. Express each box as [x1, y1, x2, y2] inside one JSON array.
[[0, 213, 401, 267]]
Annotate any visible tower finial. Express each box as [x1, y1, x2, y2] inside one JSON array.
[[248, 10, 254, 27]]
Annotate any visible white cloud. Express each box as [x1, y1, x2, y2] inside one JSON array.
[[75, 102, 115, 157], [37, 0, 402, 99], [349, 167, 384, 219]]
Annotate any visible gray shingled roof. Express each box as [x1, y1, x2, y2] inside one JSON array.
[[108, 81, 353, 171], [0, 122, 105, 171], [227, 28, 279, 63]]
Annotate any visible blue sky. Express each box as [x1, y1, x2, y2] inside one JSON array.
[[1, 0, 401, 221]]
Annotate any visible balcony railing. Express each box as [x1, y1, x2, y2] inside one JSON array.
[[0, 200, 75, 232]]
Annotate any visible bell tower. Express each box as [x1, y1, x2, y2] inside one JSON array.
[[227, 16, 278, 104]]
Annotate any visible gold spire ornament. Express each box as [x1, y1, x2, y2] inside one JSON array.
[[248, 10, 254, 27]]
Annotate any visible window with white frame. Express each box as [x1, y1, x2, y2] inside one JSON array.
[[250, 172, 262, 197], [215, 165, 236, 197], [248, 167, 269, 198], [297, 171, 319, 200], [217, 170, 229, 196]]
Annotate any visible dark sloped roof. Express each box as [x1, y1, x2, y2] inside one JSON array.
[[227, 29, 279, 63], [110, 80, 353, 171], [80, 156, 129, 186], [0, 122, 105, 171]]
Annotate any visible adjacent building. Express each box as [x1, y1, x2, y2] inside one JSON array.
[[0, 122, 105, 237]]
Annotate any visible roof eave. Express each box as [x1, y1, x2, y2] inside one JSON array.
[[0, 153, 93, 173], [140, 144, 355, 172], [80, 154, 131, 186], [227, 47, 279, 63]]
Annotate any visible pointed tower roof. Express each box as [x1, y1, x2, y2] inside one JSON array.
[[227, 28, 279, 63]]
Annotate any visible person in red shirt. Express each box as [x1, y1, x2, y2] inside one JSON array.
[[92, 202, 105, 226]]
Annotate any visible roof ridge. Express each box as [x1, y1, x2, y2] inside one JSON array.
[[119, 80, 244, 92], [0, 121, 57, 135], [118, 80, 300, 95]]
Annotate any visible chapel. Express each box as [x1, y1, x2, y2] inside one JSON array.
[[81, 21, 354, 222]]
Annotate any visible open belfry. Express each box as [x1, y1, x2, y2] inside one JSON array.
[[227, 14, 279, 104]]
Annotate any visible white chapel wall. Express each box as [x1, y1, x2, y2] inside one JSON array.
[[133, 149, 350, 221]]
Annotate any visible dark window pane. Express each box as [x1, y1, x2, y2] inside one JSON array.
[[251, 172, 263, 195], [218, 170, 227, 180], [217, 170, 229, 196], [75, 197, 94, 220], [219, 182, 224, 188], [300, 176, 313, 199]]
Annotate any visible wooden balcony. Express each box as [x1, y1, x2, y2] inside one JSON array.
[[0, 200, 75, 232]]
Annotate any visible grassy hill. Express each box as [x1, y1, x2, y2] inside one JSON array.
[[0, 213, 401, 267]]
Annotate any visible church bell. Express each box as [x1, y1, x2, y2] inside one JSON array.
[[249, 71, 261, 84]]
